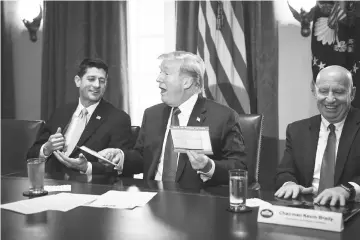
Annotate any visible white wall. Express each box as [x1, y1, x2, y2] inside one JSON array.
[[278, 23, 319, 140]]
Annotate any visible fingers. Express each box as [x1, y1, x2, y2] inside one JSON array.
[[301, 187, 314, 194], [292, 187, 300, 199], [56, 127, 62, 134], [53, 151, 70, 167]]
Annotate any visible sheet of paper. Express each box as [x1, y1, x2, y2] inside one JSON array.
[[170, 126, 213, 154], [87, 190, 157, 209], [77, 146, 117, 166], [1, 193, 98, 214], [44, 185, 71, 192], [246, 198, 273, 208]]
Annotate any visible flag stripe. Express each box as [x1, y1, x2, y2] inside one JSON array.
[[200, 1, 246, 114], [197, 31, 215, 101], [198, 8, 225, 103], [215, 1, 248, 90], [231, 1, 245, 34], [204, 1, 250, 113]]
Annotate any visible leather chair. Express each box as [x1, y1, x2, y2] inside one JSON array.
[[1, 119, 45, 175], [238, 114, 264, 190], [130, 126, 140, 148]]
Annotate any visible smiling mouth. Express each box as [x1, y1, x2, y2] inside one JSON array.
[[325, 105, 337, 110], [160, 87, 167, 94]]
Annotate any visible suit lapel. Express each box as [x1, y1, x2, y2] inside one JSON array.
[[304, 116, 321, 187], [147, 105, 171, 179], [334, 108, 360, 184], [76, 100, 107, 147], [61, 103, 78, 134], [175, 96, 207, 181]]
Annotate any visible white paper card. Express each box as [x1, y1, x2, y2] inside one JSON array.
[[246, 198, 273, 208], [257, 205, 344, 232], [77, 146, 116, 166], [170, 126, 213, 154], [0, 193, 98, 214], [87, 190, 157, 209], [44, 185, 71, 192]]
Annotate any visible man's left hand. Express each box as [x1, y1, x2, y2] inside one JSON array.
[[53, 151, 88, 172], [186, 150, 212, 172], [313, 186, 350, 206]]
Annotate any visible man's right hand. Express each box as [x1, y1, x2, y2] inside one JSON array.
[[43, 127, 65, 156], [97, 148, 123, 167], [274, 182, 314, 199]]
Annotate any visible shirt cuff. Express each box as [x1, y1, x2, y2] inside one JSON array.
[[39, 144, 50, 159], [80, 162, 92, 175], [349, 182, 360, 200], [197, 159, 215, 182], [114, 149, 125, 175]]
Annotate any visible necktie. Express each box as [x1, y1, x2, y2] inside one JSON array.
[[64, 108, 88, 156], [318, 124, 336, 194], [162, 107, 181, 181]]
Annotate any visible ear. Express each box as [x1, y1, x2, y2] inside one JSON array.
[[74, 75, 81, 87], [350, 86, 356, 102], [310, 80, 316, 97], [182, 76, 193, 89]]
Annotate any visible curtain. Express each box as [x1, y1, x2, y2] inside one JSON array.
[[1, 1, 16, 119], [176, 0, 278, 190], [41, 1, 128, 120], [243, 1, 278, 190]]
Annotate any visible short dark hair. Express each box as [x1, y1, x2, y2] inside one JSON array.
[[77, 58, 109, 78]]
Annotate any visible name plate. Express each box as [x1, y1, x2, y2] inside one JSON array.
[[257, 205, 344, 232]]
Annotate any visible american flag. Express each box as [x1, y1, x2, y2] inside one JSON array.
[[197, 1, 250, 114]]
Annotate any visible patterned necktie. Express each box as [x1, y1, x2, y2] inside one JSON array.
[[162, 107, 181, 181], [64, 108, 88, 156], [318, 123, 336, 194]]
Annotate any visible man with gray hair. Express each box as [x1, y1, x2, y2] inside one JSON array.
[[98, 51, 247, 187], [275, 65, 360, 206]]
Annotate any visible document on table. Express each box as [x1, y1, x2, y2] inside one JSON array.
[[170, 126, 213, 154], [86, 190, 157, 209], [0, 193, 98, 214]]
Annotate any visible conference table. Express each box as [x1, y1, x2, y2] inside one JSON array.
[[2, 172, 360, 240]]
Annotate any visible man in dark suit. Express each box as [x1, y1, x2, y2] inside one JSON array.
[[27, 58, 132, 176], [98, 51, 246, 187], [275, 65, 360, 206]]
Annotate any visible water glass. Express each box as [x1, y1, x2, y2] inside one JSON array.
[[229, 169, 248, 212]]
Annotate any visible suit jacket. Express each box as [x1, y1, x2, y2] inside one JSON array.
[[275, 107, 360, 190], [122, 96, 247, 188], [27, 99, 132, 175]]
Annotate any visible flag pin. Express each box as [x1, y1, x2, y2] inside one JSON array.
[[196, 117, 200, 122], [96, 116, 101, 120]]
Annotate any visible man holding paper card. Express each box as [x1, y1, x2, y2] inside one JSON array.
[[275, 66, 360, 206], [27, 58, 132, 176], [98, 51, 247, 187]]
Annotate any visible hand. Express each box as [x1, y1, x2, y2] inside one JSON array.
[[97, 148, 123, 167], [44, 127, 65, 156], [53, 151, 88, 172], [186, 150, 212, 172], [274, 182, 314, 199], [313, 186, 350, 206]]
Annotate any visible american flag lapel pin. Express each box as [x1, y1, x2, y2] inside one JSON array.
[[96, 116, 101, 120], [196, 117, 201, 122]]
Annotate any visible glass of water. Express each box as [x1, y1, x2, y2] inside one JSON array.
[[23, 158, 48, 197], [229, 169, 248, 212]]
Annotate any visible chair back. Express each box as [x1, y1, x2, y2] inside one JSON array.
[[1, 119, 44, 175], [238, 114, 263, 190], [130, 126, 140, 148]]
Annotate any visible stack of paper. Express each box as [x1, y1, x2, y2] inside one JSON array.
[[0, 193, 98, 214], [86, 190, 157, 209]]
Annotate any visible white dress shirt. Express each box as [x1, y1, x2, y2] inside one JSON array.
[[39, 99, 100, 175], [311, 116, 360, 196], [154, 94, 215, 181]]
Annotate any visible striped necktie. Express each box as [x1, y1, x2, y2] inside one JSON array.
[[64, 108, 88, 156], [162, 107, 181, 181], [318, 123, 336, 194]]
